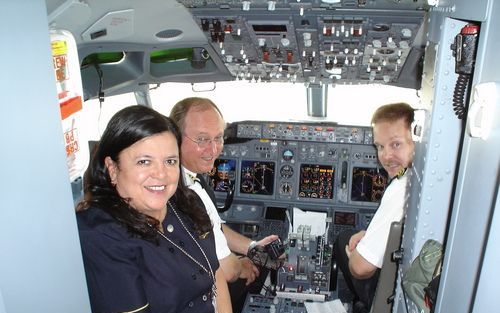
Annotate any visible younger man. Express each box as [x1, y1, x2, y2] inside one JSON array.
[[334, 102, 415, 312]]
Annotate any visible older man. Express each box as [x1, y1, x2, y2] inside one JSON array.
[[170, 97, 278, 312]]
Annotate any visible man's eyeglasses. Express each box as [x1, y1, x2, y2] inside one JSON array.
[[184, 135, 224, 149]]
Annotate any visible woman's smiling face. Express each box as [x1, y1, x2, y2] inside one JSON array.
[[105, 131, 180, 221]]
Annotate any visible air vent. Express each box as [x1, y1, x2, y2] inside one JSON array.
[[342, 0, 358, 7], [155, 29, 183, 39]]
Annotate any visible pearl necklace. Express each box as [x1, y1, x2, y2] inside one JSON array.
[[156, 201, 217, 301]]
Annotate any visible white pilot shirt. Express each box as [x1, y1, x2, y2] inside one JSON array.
[[182, 166, 232, 260], [356, 170, 409, 268]]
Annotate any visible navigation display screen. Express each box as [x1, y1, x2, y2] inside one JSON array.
[[351, 166, 388, 203], [240, 160, 275, 195]]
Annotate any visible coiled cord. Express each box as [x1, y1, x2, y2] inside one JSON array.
[[452, 73, 470, 119]]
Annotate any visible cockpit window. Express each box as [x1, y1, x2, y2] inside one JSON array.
[[81, 52, 125, 68]]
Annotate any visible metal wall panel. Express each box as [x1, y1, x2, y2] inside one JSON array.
[[436, 0, 500, 311], [0, 1, 91, 312], [394, 16, 467, 313]]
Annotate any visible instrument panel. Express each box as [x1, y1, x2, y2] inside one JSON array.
[[179, 1, 427, 87], [209, 120, 388, 239], [211, 121, 386, 206], [208, 120, 389, 311]]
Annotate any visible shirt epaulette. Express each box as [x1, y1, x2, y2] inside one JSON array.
[[395, 168, 407, 180]]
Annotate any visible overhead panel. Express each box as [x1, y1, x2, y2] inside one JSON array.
[[179, 0, 428, 87]]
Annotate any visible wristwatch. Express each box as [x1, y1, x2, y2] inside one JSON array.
[[247, 240, 258, 256]]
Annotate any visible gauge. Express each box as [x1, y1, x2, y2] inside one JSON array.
[[241, 180, 255, 193], [282, 149, 294, 161], [280, 165, 294, 178], [280, 182, 293, 195]]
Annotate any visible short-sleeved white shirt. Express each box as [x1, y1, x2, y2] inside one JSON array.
[[182, 166, 231, 260], [356, 171, 408, 268]]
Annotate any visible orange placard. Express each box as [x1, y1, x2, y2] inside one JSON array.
[[60, 96, 83, 120]]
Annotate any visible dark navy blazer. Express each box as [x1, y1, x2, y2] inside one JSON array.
[[77, 207, 218, 313]]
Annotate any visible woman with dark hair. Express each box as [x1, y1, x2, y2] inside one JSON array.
[[77, 105, 232, 313]]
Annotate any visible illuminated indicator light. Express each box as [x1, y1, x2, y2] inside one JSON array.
[[263, 51, 270, 61], [268, 1, 276, 11]]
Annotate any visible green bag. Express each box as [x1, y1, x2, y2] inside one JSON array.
[[402, 239, 443, 313]]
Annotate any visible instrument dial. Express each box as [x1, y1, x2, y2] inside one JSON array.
[[282, 149, 294, 161], [280, 165, 294, 178]]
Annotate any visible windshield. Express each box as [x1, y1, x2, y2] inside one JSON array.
[[82, 82, 420, 141]]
